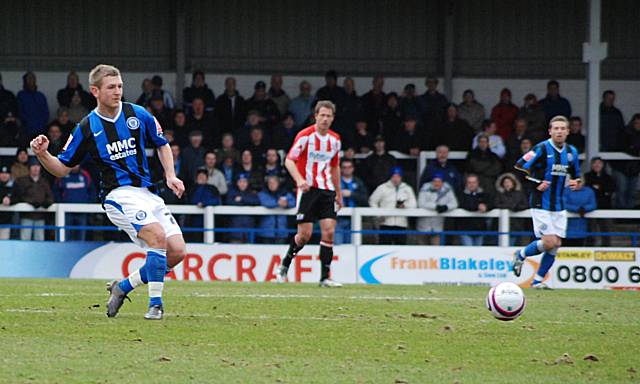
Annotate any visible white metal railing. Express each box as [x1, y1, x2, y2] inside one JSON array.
[[0, 203, 637, 246]]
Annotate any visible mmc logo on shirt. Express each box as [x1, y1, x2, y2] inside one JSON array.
[[106, 138, 137, 161]]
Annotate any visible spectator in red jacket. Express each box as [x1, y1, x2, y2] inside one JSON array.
[[490, 88, 519, 141]]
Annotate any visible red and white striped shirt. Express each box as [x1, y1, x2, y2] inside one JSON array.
[[287, 125, 341, 191]]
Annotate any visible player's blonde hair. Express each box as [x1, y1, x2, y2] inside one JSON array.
[[314, 100, 336, 116], [89, 64, 121, 88], [549, 115, 569, 128]]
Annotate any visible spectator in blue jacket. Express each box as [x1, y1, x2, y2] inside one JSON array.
[[418, 145, 463, 196], [225, 173, 260, 243], [53, 165, 96, 241], [17, 71, 49, 146], [539, 80, 572, 122], [336, 159, 369, 244], [257, 175, 295, 244], [190, 168, 221, 208], [563, 185, 597, 247]]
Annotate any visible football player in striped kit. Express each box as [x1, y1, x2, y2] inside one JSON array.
[[277, 100, 344, 287]]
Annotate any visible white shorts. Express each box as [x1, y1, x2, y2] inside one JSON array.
[[104, 186, 182, 248], [531, 209, 567, 238]]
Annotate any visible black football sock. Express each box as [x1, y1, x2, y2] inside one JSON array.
[[319, 241, 333, 281], [282, 235, 304, 269]]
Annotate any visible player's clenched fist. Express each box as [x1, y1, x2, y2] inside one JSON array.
[[30, 135, 50, 155]]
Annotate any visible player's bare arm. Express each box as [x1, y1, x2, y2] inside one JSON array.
[[30, 134, 73, 177], [330, 165, 343, 210], [156, 143, 185, 198], [285, 158, 309, 192]]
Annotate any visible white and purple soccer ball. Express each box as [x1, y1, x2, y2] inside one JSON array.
[[486, 282, 526, 321]]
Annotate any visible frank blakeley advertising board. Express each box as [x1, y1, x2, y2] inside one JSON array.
[[356, 246, 640, 290]]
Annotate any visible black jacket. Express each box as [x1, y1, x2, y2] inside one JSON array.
[[458, 188, 493, 231], [584, 170, 616, 209], [0, 179, 14, 223], [213, 92, 247, 134]]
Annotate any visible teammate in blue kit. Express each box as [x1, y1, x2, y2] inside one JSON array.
[[512, 115, 581, 289], [30, 64, 186, 319]]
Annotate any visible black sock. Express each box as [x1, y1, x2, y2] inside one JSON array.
[[319, 244, 333, 281], [282, 235, 304, 268]]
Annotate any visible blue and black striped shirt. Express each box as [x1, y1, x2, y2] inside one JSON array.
[[515, 139, 580, 212], [58, 102, 168, 200]]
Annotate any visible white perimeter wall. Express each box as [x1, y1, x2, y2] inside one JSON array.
[[1, 71, 639, 125]]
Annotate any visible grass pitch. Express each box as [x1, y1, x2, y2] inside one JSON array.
[[0, 279, 638, 383]]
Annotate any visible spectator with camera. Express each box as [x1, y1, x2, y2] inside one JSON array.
[[368, 167, 417, 245], [417, 172, 458, 245]]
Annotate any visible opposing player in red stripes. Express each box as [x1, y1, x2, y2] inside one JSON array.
[[276, 100, 344, 287]]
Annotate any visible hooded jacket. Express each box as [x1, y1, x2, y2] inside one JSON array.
[[494, 173, 529, 211]]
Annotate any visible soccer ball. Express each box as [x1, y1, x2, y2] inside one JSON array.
[[486, 282, 526, 321]]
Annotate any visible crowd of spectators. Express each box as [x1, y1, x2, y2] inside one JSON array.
[[0, 69, 638, 244]]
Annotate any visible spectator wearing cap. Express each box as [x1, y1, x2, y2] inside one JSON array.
[[182, 70, 215, 113], [493, 172, 529, 245], [363, 135, 397, 192], [0, 72, 21, 147], [11, 148, 29, 181], [368, 166, 417, 245], [472, 119, 506, 159], [17, 71, 49, 146], [135, 78, 153, 107], [0, 164, 14, 240], [435, 103, 474, 151], [539, 80, 572, 122], [335, 158, 369, 244], [246, 80, 280, 129], [188, 97, 219, 148], [567, 116, 586, 153], [182, 130, 206, 189], [490, 88, 519, 141], [518, 93, 547, 143], [237, 150, 265, 192], [457, 174, 492, 247], [53, 165, 96, 241], [225, 172, 260, 243], [353, 118, 374, 154], [391, 114, 424, 157], [457, 89, 485, 133], [399, 83, 420, 125], [316, 70, 347, 119], [13, 158, 54, 241], [213, 77, 247, 134], [419, 144, 463, 196], [220, 154, 240, 191], [150, 75, 175, 109], [380, 92, 403, 140], [417, 75, 448, 139], [361, 75, 387, 135], [465, 134, 502, 195], [57, 71, 94, 110], [257, 175, 295, 244], [268, 74, 291, 117], [288, 80, 316, 130], [203, 151, 228, 196], [584, 157, 615, 246], [417, 171, 458, 245], [272, 113, 298, 151]]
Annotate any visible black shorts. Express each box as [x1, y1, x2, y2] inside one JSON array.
[[296, 188, 337, 223]]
